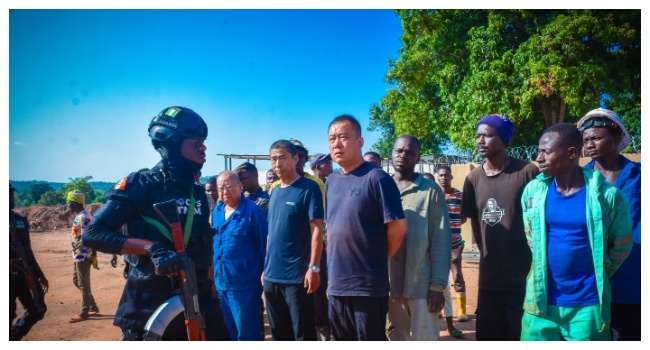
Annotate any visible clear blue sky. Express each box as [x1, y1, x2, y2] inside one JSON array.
[[8, 9, 403, 182]]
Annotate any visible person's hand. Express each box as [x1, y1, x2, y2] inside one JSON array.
[[38, 276, 49, 294], [304, 269, 321, 294], [123, 263, 130, 280], [110, 254, 118, 268], [9, 258, 23, 275], [426, 290, 445, 313], [146, 241, 182, 276]]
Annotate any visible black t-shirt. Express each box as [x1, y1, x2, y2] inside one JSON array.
[[326, 161, 405, 297], [264, 176, 323, 284], [460, 158, 540, 291]]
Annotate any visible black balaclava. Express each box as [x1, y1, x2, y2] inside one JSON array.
[[153, 137, 202, 188]]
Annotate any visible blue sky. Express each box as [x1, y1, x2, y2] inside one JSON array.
[[8, 9, 404, 183]]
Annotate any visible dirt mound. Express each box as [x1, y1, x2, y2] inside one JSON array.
[[15, 204, 103, 232]]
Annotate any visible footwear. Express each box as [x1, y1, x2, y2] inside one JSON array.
[[69, 314, 89, 323], [88, 307, 100, 316], [456, 292, 469, 322], [448, 328, 464, 338]]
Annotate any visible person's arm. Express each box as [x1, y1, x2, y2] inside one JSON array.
[[604, 188, 633, 277], [386, 218, 407, 259], [460, 176, 480, 250], [20, 221, 49, 293], [304, 219, 323, 294], [84, 199, 181, 276], [254, 206, 269, 282], [428, 188, 452, 292]]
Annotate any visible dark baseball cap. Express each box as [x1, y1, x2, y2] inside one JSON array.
[[309, 153, 332, 170]]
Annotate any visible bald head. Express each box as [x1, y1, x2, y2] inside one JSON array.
[[217, 170, 242, 206]]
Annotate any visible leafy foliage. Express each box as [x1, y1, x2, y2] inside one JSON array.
[[370, 9, 640, 152], [20, 183, 54, 206], [63, 176, 96, 204], [38, 190, 65, 206]]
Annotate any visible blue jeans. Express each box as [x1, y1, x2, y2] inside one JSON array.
[[219, 288, 263, 340], [263, 280, 316, 340]]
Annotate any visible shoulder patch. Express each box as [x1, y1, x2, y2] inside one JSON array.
[[114, 177, 128, 190]]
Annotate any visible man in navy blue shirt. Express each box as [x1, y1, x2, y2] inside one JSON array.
[[326, 115, 407, 341], [578, 108, 641, 341], [263, 140, 323, 341]]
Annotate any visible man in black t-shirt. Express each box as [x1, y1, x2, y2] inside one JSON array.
[[263, 140, 323, 341], [460, 114, 539, 341], [326, 115, 406, 341]]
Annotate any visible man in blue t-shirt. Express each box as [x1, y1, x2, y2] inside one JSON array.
[[263, 140, 324, 341], [578, 108, 641, 341], [326, 115, 407, 341], [520, 123, 631, 341]]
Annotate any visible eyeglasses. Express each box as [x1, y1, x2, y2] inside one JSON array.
[[217, 183, 240, 191]]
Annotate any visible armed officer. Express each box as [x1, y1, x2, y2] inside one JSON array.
[[10, 183, 48, 341], [83, 106, 230, 341]]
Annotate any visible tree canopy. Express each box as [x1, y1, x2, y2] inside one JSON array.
[[369, 9, 641, 154]]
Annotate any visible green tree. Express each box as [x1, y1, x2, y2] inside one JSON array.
[[38, 190, 65, 206], [63, 176, 96, 204], [20, 183, 54, 206], [93, 189, 107, 204], [372, 9, 640, 152]]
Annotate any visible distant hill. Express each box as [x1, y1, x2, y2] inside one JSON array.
[[9, 180, 116, 193]]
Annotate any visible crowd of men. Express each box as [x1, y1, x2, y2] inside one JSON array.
[[9, 106, 639, 342]]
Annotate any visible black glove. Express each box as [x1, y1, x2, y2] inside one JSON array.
[[146, 241, 182, 276]]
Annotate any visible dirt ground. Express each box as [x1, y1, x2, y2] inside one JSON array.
[[17, 227, 479, 341]]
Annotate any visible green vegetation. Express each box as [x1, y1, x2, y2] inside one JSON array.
[[10, 178, 115, 208], [369, 9, 641, 155]]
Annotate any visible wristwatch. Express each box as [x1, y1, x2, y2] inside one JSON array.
[[308, 264, 321, 273]]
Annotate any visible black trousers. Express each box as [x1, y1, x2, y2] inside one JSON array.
[[10, 275, 46, 341], [263, 280, 316, 341], [611, 302, 641, 341], [328, 295, 388, 341], [475, 288, 525, 341]]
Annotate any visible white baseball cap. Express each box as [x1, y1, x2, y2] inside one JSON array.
[[577, 108, 630, 152]]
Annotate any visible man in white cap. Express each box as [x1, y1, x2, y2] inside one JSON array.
[[578, 108, 640, 341]]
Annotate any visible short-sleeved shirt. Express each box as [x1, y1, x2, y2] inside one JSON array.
[[326, 161, 405, 297], [263, 176, 323, 284], [445, 189, 464, 247], [71, 209, 93, 262], [460, 158, 539, 291]]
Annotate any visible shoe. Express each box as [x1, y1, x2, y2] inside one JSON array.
[[88, 307, 100, 316], [448, 328, 464, 339], [69, 314, 89, 323]]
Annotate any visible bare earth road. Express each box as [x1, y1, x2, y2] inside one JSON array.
[[18, 229, 479, 341]]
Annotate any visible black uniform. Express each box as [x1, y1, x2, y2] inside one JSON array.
[[84, 161, 229, 340], [10, 211, 47, 341]]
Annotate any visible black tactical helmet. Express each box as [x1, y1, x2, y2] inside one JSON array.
[[148, 106, 208, 143]]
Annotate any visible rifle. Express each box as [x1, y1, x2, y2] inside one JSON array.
[[9, 222, 45, 314], [143, 199, 206, 341]]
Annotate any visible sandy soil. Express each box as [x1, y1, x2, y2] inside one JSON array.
[[17, 228, 479, 341]]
